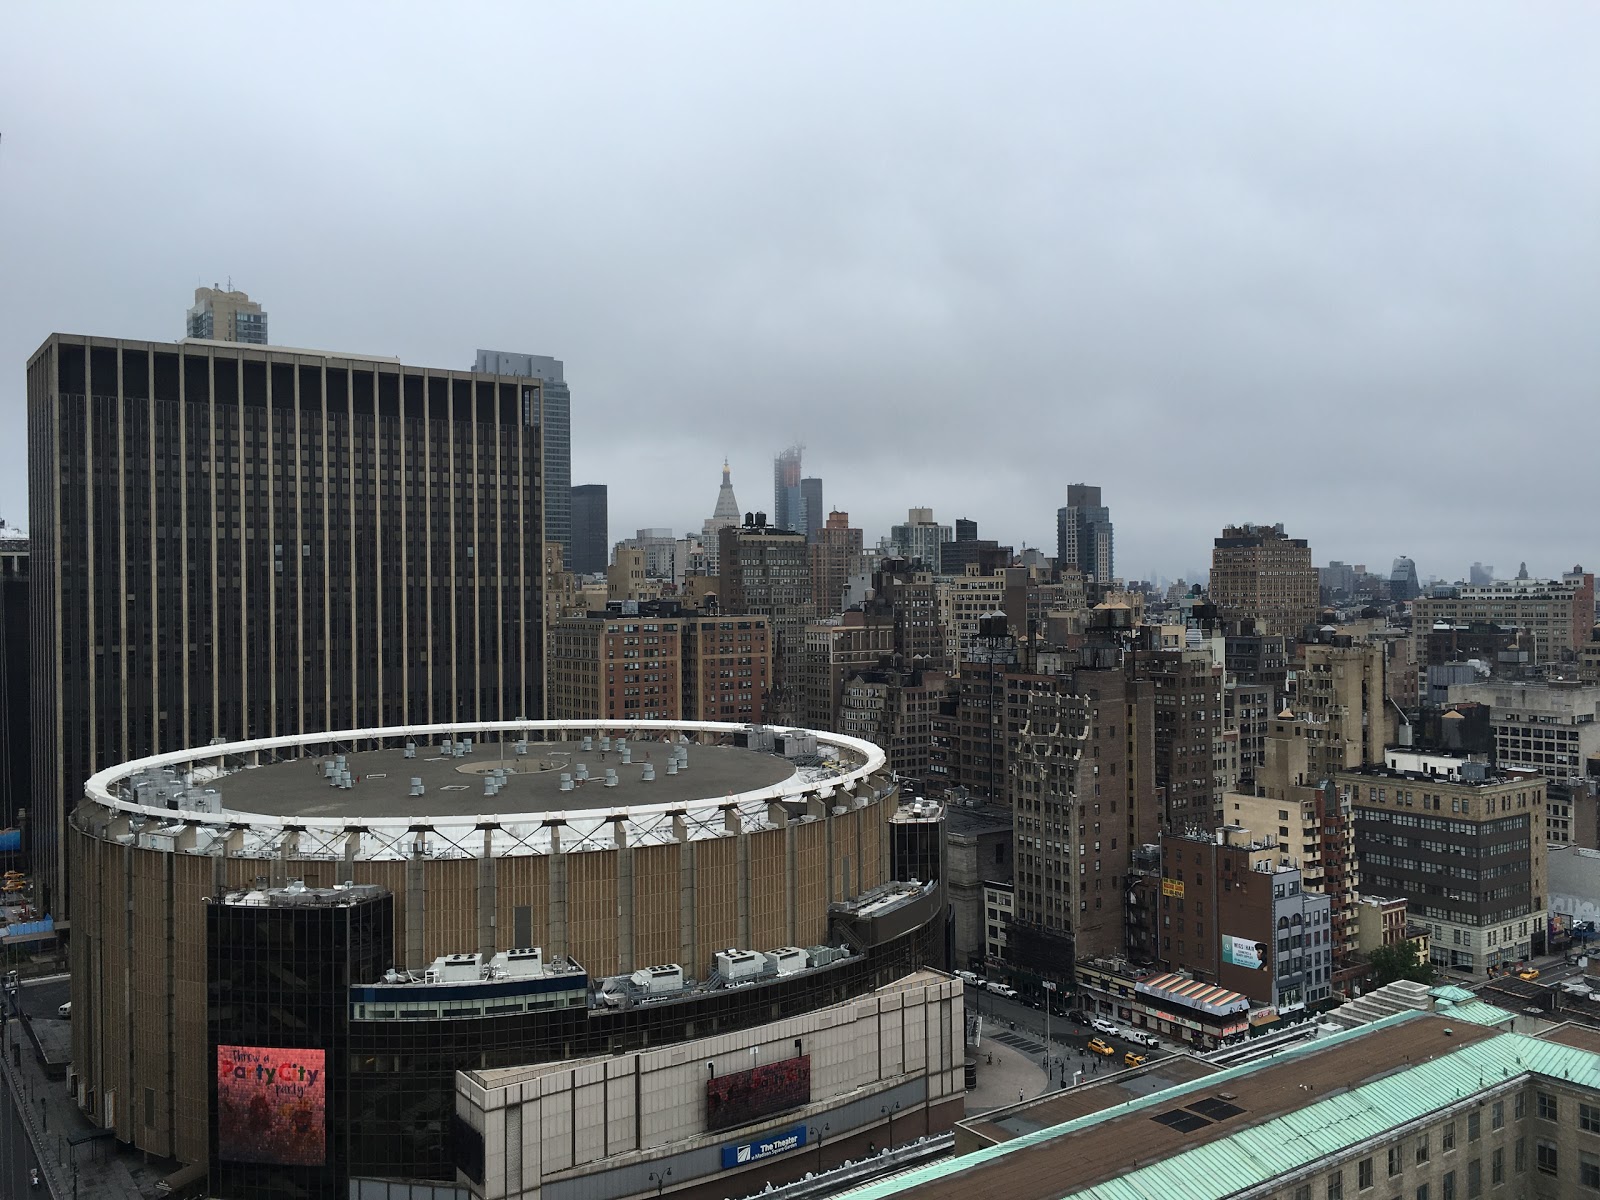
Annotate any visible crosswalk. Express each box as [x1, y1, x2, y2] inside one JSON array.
[[989, 1029, 1048, 1056]]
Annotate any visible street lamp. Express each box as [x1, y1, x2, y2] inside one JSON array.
[[881, 1101, 901, 1148], [649, 1167, 672, 1197], [809, 1122, 830, 1172]]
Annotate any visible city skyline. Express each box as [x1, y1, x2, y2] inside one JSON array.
[[1, 7, 1597, 579]]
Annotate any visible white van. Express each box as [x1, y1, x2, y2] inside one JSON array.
[[988, 983, 1019, 999], [954, 970, 980, 986]]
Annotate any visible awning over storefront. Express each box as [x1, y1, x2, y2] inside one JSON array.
[[1135, 972, 1251, 1017]]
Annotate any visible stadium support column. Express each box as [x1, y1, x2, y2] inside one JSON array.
[[406, 832, 428, 972], [547, 821, 568, 961], [614, 817, 634, 974], [674, 815, 697, 979], [478, 828, 497, 961]]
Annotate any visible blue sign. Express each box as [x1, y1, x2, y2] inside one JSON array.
[[721, 1124, 808, 1168]]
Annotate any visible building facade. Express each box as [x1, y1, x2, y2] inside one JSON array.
[[888, 508, 951, 574], [26, 334, 544, 920], [547, 613, 684, 721], [1447, 680, 1600, 794], [719, 518, 812, 720], [810, 510, 864, 620], [773, 445, 804, 533], [1412, 570, 1596, 672], [680, 614, 772, 722], [0, 523, 27, 832], [1209, 523, 1319, 640], [1344, 753, 1548, 973]]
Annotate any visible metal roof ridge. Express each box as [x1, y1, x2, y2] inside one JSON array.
[[836, 1010, 1433, 1200]]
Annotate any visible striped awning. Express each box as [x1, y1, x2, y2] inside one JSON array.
[[1135, 972, 1251, 1017]]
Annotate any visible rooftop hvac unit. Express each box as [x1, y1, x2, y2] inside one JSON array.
[[582, 735, 593, 752], [765, 947, 807, 975], [404, 741, 416, 759], [560, 774, 573, 792], [409, 777, 425, 797], [620, 741, 631, 764], [715, 949, 764, 982], [630, 964, 685, 995], [641, 764, 655, 782], [576, 763, 589, 780], [600, 736, 612, 753], [515, 740, 528, 755], [604, 768, 618, 788], [667, 760, 678, 775], [499, 947, 545, 978], [432, 953, 483, 982]]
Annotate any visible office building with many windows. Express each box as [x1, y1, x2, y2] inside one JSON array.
[[26, 334, 544, 919]]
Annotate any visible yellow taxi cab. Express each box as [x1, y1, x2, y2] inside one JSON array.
[[1087, 1037, 1115, 1057], [1518, 968, 1540, 981], [1124, 1051, 1147, 1067]]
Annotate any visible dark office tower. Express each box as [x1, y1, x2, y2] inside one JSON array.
[[954, 519, 978, 544], [0, 523, 28, 832], [474, 350, 571, 562], [569, 484, 609, 575], [773, 445, 803, 533], [1055, 483, 1114, 587], [208, 883, 394, 1200], [800, 477, 824, 541], [26, 335, 544, 919]]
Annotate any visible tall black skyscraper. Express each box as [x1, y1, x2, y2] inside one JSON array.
[[26, 335, 544, 918], [800, 476, 824, 542], [569, 483, 608, 574], [0, 524, 28, 833]]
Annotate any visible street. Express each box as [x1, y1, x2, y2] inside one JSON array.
[[964, 982, 1169, 1077], [2, 974, 68, 1199]]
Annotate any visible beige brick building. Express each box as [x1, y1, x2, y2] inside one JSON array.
[[1209, 522, 1319, 640]]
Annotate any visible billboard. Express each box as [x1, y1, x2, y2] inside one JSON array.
[[1222, 936, 1267, 970], [705, 1055, 811, 1133], [1161, 879, 1185, 898], [216, 1045, 327, 1166], [720, 1124, 808, 1168]]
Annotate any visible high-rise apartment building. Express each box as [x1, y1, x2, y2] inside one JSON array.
[[547, 612, 683, 721], [874, 559, 947, 671], [800, 476, 823, 541], [718, 517, 812, 720], [569, 483, 608, 575], [680, 613, 772, 722], [26, 334, 544, 918], [1006, 661, 1159, 966], [474, 350, 571, 564], [888, 507, 951, 573], [185, 285, 268, 344], [1133, 647, 1224, 829], [1055, 483, 1113, 586], [796, 611, 893, 732], [773, 445, 804, 533], [809, 510, 864, 619], [1209, 523, 1319, 640]]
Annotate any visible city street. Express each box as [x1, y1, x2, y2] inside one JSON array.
[[963, 982, 1170, 1085]]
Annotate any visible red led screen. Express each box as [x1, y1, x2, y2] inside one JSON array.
[[216, 1045, 327, 1166], [705, 1055, 811, 1132]]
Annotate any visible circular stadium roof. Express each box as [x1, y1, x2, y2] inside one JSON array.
[[81, 721, 891, 861]]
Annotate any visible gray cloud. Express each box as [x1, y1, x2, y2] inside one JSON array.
[[2, 3, 1596, 582]]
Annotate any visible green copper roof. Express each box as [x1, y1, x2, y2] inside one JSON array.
[[842, 1021, 1600, 1200], [1440, 1000, 1518, 1027], [1430, 984, 1478, 1002]]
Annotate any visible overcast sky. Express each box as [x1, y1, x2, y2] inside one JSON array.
[[2, 4, 1596, 583]]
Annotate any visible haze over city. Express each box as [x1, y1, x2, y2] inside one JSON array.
[[2, 4, 1597, 579]]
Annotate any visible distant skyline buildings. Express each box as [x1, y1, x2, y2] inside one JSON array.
[[475, 349, 572, 564], [185, 285, 267, 344], [773, 444, 804, 533], [569, 483, 608, 575], [801, 476, 824, 541], [1056, 483, 1113, 586]]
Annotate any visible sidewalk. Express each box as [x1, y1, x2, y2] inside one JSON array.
[[2, 1003, 150, 1200], [963, 1028, 1045, 1114]]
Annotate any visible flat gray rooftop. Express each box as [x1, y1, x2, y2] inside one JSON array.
[[213, 740, 799, 821]]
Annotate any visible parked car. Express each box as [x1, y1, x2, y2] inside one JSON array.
[[1519, 968, 1540, 981], [1068, 1011, 1092, 1027], [1091, 1017, 1118, 1035], [1087, 1037, 1115, 1057], [1132, 1031, 1160, 1047], [954, 970, 980, 985], [1124, 1051, 1147, 1067]]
